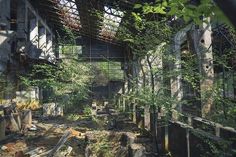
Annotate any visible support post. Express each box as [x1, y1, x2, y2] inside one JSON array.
[[39, 26, 47, 58], [122, 97, 126, 112], [29, 17, 39, 58], [132, 103, 137, 123], [144, 105, 150, 130], [0, 0, 10, 29], [200, 21, 214, 118], [189, 21, 214, 117], [46, 33, 53, 61], [16, 0, 28, 52], [186, 128, 190, 157]]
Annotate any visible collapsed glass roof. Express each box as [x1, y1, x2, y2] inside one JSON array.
[[100, 6, 124, 39], [58, 0, 81, 29], [30, 0, 135, 44]]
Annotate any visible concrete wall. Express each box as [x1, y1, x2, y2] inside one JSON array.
[[16, 87, 40, 101], [0, 0, 57, 101], [0, 0, 10, 30], [91, 81, 124, 100], [127, 101, 236, 156], [0, 31, 15, 73], [0, 0, 12, 73]]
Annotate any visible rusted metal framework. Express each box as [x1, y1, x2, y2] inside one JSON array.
[[29, 0, 137, 44]]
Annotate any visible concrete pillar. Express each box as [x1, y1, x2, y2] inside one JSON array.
[[17, 0, 27, 38], [186, 128, 190, 157], [16, 0, 28, 52], [39, 26, 47, 58], [200, 21, 214, 118], [189, 22, 214, 117], [46, 33, 53, 61], [118, 97, 121, 109], [153, 44, 164, 92], [132, 103, 137, 123], [144, 105, 151, 130], [0, 19, 15, 98], [122, 97, 126, 112], [0, 0, 10, 30], [29, 17, 39, 58], [164, 124, 169, 151], [137, 107, 144, 129], [0, 31, 14, 72], [171, 36, 183, 119]]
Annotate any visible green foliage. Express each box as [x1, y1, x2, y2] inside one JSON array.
[[20, 27, 94, 108], [66, 113, 82, 121], [133, 0, 231, 25], [89, 136, 113, 157], [190, 129, 231, 156], [118, 19, 172, 57], [83, 106, 92, 116], [0, 73, 15, 101], [117, 0, 236, 129]]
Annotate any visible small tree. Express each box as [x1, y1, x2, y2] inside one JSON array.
[[20, 27, 94, 110]]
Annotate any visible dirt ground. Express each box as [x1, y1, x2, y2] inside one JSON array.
[[0, 111, 149, 157]]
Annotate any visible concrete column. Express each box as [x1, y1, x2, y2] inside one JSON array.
[[46, 33, 52, 52], [200, 21, 214, 118], [118, 97, 121, 109], [153, 44, 165, 93], [29, 18, 39, 58], [164, 124, 169, 151], [46, 32, 55, 62], [0, 0, 14, 82], [16, 0, 28, 52], [132, 103, 137, 123], [186, 128, 190, 157], [122, 97, 126, 112], [39, 26, 47, 58], [0, 0, 10, 30], [171, 35, 183, 119], [0, 31, 14, 72], [17, 0, 27, 38], [144, 105, 151, 130]]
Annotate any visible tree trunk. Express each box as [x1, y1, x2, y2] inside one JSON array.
[[147, 55, 160, 154]]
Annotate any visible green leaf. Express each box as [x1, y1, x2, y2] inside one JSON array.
[[124, 38, 134, 43], [134, 4, 142, 9], [162, 1, 168, 7], [153, 6, 166, 14]]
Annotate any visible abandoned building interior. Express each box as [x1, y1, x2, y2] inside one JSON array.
[[0, 0, 236, 156]]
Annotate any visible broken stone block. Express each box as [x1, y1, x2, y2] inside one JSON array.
[[92, 102, 96, 109], [43, 103, 56, 116], [129, 144, 146, 157], [55, 106, 63, 116], [22, 109, 32, 126], [43, 103, 64, 117], [91, 103, 97, 115], [144, 105, 150, 130]]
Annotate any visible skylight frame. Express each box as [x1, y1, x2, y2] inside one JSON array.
[[58, 0, 81, 29], [100, 6, 124, 39]]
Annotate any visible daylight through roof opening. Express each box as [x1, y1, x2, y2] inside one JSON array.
[[100, 6, 124, 39]]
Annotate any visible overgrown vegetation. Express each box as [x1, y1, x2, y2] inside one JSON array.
[[116, 0, 236, 127], [20, 28, 94, 110], [114, 0, 236, 155]]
